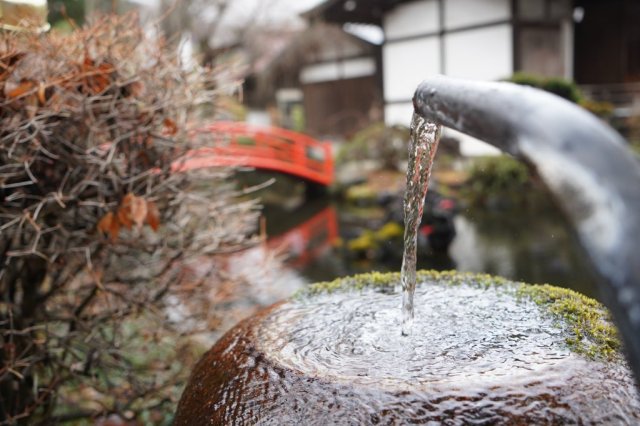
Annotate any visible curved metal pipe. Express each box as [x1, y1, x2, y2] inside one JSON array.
[[414, 75, 640, 382]]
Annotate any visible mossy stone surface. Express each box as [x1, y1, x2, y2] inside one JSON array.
[[298, 270, 620, 361]]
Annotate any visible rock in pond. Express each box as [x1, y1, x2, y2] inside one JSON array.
[[175, 271, 640, 425]]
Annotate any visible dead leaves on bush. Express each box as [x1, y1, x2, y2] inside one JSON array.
[[5, 79, 34, 98], [163, 118, 178, 136], [1, 49, 132, 113], [81, 55, 115, 95], [98, 193, 160, 240]]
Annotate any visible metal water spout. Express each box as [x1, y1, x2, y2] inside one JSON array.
[[413, 75, 640, 383]]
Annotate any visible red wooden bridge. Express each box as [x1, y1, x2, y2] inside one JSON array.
[[174, 122, 334, 186]]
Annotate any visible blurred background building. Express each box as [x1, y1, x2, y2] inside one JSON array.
[[37, 0, 639, 149], [305, 0, 639, 151]]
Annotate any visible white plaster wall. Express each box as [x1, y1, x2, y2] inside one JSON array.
[[384, 0, 439, 40], [382, 0, 514, 156], [444, 128, 501, 156], [300, 57, 376, 84], [341, 57, 377, 79], [384, 102, 415, 126], [275, 88, 303, 103], [444, 0, 510, 30], [385, 107, 501, 157], [383, 37, 441, 102], [300, 62, 341, 85], [561, 19, 573, 80], [444, 24, 513, 80]]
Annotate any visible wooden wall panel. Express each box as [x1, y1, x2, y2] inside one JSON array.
[[302, 76, 382, 137]]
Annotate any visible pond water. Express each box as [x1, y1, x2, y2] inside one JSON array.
[[261, 185, 600, 301]]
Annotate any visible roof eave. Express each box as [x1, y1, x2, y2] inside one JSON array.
[[302, 0, 409, 26]]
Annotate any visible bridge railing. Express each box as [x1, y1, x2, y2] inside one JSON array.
[[183, 122, 334, 186]]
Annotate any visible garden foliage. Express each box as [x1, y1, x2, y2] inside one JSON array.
[[0, 14, 259, 424], [507, 73, 613, 118], [336, 123, 410, 171]]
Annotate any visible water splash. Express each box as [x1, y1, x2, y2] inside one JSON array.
[[400, 112, 441, 335]]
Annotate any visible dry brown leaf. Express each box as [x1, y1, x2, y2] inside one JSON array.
[[146, 201, 160, 232], [97, 211, 121, 240], [82, 55, 94, 69], [97, 211, 114, 235], [117, 193, 134, 229], [6, 80, 34, 98], [163, 118, 178, 136], [117, 193, 148, 229], [109, 216, 120, 241], [117, 209, 133, 229], [91, 63, 115, 94], [81, 56, 115, 95]]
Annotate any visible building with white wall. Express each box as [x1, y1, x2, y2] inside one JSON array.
[[245, 23, 383, 137], [306, 0, 574, 154]]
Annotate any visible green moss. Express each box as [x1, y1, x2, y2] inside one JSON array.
[[297, 270, 502, 297], [296, 271, 621, 361], [346, 222, 404, 253], [347, 231, 378, 252], [375, 222, 404, 240], [516, 284, 620, 360], [299, 271, 399, 296]]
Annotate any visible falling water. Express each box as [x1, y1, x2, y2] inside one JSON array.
[[400, 112, 441, 335]]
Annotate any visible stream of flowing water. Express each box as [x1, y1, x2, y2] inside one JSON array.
[[400, 112, 441, 335]]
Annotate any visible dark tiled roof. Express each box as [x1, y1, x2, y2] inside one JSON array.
[[302, 0, 410, 25]]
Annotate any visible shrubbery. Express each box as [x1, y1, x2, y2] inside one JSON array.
[[336, 122, 410, 170], [507, 73, 613, 118], [0, 14, 259, 423], [508, 73, 583, 103], [464, 155, 531, 205]]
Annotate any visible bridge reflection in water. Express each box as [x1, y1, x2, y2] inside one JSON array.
[[266, 206, 339, 269], [172, 205, 339, 342]]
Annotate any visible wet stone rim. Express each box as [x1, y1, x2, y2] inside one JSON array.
[[295, 270, 621, 361]]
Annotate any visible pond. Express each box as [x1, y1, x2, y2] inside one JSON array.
[[261, 185, 600, 301]]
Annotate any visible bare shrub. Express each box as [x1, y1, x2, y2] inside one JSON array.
[[0, 14, 259, 424]]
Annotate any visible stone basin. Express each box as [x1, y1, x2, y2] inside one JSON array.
[[175, 271, 640, 424]]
